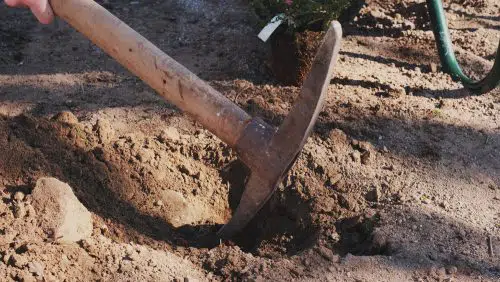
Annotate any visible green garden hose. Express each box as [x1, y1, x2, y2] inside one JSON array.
[[426, 0, 500, 94]]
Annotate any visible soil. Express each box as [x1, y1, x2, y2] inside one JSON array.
[[270, 30, 324, 86], [1, 0, 499, 281]]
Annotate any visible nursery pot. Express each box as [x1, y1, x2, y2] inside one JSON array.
[[270, 28, 325, 86]]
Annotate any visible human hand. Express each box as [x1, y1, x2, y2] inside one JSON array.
[[4, 0, 54, 24]]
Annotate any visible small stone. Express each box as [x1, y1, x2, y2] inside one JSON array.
[[440, 201, 449, 209], [14, 191, 25, 201], [14, 204, 26, 218], [154, 200, 163, 207], [158, 127, 180, 143], [52, 111, 78, 125], [403, 20, 415, 29], [446, 266, 458, 275], [32, 178, 93, 243], [316, 246, 335, 261], [350, 151, 361, 163], [28, 261, 44, 277], [430, 63, 438, 73], [327, 174, 342, 186], [360, 150, 371, 165], [394, 13, 402, 22], [136, 149, 154, 163], [436, 267, 447, 277]]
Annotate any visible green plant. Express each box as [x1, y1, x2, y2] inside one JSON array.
[[251, 0, 353, 33]]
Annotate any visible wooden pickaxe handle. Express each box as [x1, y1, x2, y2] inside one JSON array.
[[50, 0, 251, 146]]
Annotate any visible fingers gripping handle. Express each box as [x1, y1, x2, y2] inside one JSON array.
[[49, 0, 251, 146]]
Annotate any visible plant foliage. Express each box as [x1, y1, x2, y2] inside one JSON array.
[[250, 0, 353, 33]]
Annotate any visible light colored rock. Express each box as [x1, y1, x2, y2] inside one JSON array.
[[14, 191, 25, 201], [32, 178, 93, 244], [159, 190, 208, 228], [159, 127, 180, 143], [28, 261, 44, 277]]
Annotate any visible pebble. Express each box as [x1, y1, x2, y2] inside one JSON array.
[[430, 63, 438, 73], [350, 151, 361, 163], [440, 201, 449, 209], [446, 265, 458, 275], [316, 246, 336, 262], [155, 200, 164, 207], [13, 191, 25, 201], [28, 261, 44, 277], [159, 127, 180, 142], [14, 204, 26, 218]]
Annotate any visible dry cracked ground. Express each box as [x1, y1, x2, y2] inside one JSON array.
[[0, 0, 499, 281]]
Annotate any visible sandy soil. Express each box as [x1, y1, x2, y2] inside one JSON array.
[[0, 0, 499, 281]]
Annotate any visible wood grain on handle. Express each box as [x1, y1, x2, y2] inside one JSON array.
[[50, 0, 251, 146]]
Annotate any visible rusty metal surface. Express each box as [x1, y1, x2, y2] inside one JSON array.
[[218, 21, 343, 238]]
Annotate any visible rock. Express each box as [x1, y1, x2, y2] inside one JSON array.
[[327, 174, 342, 186], [31, 178, 93, 243], [159, 127, 180, 143], [360, 150, 371, 165], [403, 20, 415, 30], [436, 267, 447, 278], [14, 204, 26, 218], [446, 265, 458, 275], [14, 191, 25, 201], [350, 151, 361, 163], [154, 200, 163, 207], [430, 63, 438, 73], [159, 190, 208, 227], [439, 201, 449, 209], [316, 246, 336, 262], [136, 149, 155, 163], [28, 261, 44, 277], [52, 111, 78, 125]]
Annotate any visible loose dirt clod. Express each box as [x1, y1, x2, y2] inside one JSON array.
[[31, 178, 93, 243]]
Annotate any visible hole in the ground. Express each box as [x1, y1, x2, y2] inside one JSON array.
[[335, 213, 392, 256], [228, 187, 318, 257]]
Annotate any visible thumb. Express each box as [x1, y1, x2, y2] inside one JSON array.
[[4, 0, 25, 7], [27, 0, 54, 24]]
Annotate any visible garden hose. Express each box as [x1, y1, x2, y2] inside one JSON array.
[[426, 0, 500, 94]]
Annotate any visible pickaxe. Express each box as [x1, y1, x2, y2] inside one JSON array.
[[48, 0, 342, 238]]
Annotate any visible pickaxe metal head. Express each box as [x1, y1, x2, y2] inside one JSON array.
[[49, 0, 342, 238], [218, 21, 343, 238]]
